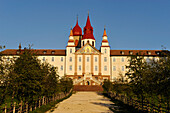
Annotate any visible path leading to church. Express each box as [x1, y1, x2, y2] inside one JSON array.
[[50, 92, 114, 113]]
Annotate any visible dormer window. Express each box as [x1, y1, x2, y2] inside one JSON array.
[[129, 51, 133, 55], [147, 51, 151, 55], [16, 51, 20, 54], [51, 51, 55, 54], [43, 51, 47, 54], [121, 51, 124, 55], [156, 51, 160, 55]]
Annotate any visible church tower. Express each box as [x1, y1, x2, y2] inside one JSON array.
[[100, 28, 111, 77], [66, 28, 76, 75], [81, 14, 95, 47], [72, 16, 82, 48]]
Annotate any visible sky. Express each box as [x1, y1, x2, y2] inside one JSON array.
[[0, 0, 170, 51]]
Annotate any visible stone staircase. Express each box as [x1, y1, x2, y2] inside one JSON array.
[[73, 85, 103, 91]]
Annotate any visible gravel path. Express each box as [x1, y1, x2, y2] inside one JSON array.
[[50, 92, 114, 113]]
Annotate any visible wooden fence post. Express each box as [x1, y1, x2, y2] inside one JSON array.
[[30, 105, 32, 111], [34, 101, 37, 110], [20, 100, 23, 113], [4, 103, 7, 113], [26, 102, 28, 113], [39, 98, 41, 108], [13, 102, 16, 113]]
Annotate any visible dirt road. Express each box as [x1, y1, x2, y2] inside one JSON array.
[[50, 92, 114, 113]]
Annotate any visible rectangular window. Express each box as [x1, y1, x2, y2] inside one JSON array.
[[113, 58, 116, 62], [105, 49, 107, 53], [113, 66, 116, 71], [61, 65, 63, 70], [70, 57, 72, 62], [52, 57, 54, 62], [79, 57, 81, 62], [87, 57, 89, 62], [79, 65, 81, 71], [61, 57, 63, 62], [95, 57, 97, 62], [122, 66, 124, 71], [122, 58, 124, 62], [95, 66, 98, 71], [104, 66, 107, 71], [104, 57, 107, 62], [69, 65, 72, 71], [70, 49, 72, 53], [43, 57, 45, 61]]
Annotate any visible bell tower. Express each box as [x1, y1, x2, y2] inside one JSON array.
[[81, 13, 96, 47]]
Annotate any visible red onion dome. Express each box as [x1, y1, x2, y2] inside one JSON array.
[[73, 19, 82, 36]]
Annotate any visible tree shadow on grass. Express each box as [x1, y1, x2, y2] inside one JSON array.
[[102, 93, 145, 113]]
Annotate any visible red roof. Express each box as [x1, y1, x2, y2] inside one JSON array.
[[82, 15, 95, 40], [110, 50, 163, 56], [2, 49, 66, 56], [73, 18, 82, 36], [2, 49, 166, 56]]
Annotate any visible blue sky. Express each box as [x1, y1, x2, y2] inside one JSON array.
[[0, 0, 170, 50]]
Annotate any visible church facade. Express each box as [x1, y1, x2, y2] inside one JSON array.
[[2, 15, 163, 86]]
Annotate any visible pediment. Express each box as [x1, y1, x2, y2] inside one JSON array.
[[76, 43, 100, 54]]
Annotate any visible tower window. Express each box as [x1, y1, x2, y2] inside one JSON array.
[[70, 57, 72, 62], [104, 66, 107, 71], [104, 57, 107, 62], [95, 57, 97, 62], [83, 41, 84, 46], [95, 66, 98, 71], [79, 57, 81, 62], [79, 65, 81, 71], [87, 57, 89, 62], [92, 41, 94, 46], [105, 49, 107, 53], [70, 49, 72, 53], [69, 65, 72, 71]]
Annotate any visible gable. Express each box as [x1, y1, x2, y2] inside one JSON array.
[[76, 44, 100, 54]]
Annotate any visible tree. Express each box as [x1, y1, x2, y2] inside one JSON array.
[[41, 62, 59, 97], [6, 49, 43, 103], [60, 77, 73, 95], [102, 79, 113, 93], [126, 53, 148, 110]]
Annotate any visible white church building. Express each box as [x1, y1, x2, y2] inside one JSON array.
[[2, 14, 163, 86]]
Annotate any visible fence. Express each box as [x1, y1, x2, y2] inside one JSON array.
[[108, 92, 170, 113], [0, 89, 72, 113]]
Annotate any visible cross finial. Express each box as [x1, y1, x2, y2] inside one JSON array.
[[88, 10, 89, 16], [104, 25, 106, 30]]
